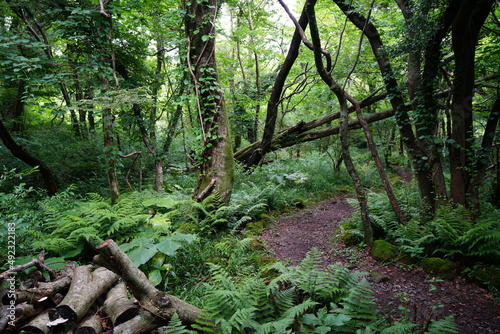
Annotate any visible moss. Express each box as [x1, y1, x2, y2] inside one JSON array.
[[371, 240, 397, 262], [397, 252, 416, 266], [466, 265, 500, 290], [420, 257, 456, 280], [246, 236, 267, 251], [245, 221, 265, 235]]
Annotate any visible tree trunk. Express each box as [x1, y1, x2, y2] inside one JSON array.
[[305, 0, 372, 246], [333, 0, 436, 216], [346, 93, 406, 224], [103, 282, 139, 326], [103, 105, 120, 204], [235, 100, 400, 163], [184, 0, 235, 205], [450, 0, 495, 211], [246, 2, 311, 167], [0, 119, 58, 195], [0, 81, 25, 133]]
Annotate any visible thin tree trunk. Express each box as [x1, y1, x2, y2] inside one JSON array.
[[247, 2, 311, 167], [0, 119, 58, 195], [305, 0, 372, 245], [346, 93, 406, 224], [333, 0, 436, 216]]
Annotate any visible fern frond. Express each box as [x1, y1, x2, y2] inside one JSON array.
[[282, 299, 318, 319], [273, 287, 297, 313], [379, 321, 417, 334], [425, 315, 459, 333], [163, 313, 192, 334]]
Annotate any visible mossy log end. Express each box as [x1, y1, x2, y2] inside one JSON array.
[[94, 239, 204, 330]]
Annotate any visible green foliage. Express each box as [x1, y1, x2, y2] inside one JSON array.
[[30, 191, 193, 260], [194, 248, 457, 333], [344, 189, 500, 264]]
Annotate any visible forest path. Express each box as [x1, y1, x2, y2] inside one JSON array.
[[260, 197, 500, 334]]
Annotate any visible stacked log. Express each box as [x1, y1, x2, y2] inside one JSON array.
[[1, 240, 207, 333]]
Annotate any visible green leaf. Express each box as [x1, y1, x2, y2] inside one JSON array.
[[148, 269, 162, 286], [315, 326, 332, 334], [121, 237, 159, 266], [156, 238, 183, 256], [150, 252, 166, 269]]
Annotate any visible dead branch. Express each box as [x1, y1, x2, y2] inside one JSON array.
[[0, 253, 57, 283]]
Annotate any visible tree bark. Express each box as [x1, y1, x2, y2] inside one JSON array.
[[103, 282, 139, 326], [184, 0, 235, 204], [0, 119, 58, 195], [235, 101, 401, 163], [450, 0, 495, 211], [74, 314, 102, 334]]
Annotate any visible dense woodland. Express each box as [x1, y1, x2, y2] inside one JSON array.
[[1, 0, 500, 333]]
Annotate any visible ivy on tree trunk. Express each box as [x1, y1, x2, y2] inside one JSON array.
[[184, 0, 235, 205]]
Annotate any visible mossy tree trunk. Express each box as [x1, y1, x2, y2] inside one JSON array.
[[184, 0, 234, 205]]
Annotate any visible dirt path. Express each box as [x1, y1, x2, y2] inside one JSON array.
[[260, 197, 500, 334]]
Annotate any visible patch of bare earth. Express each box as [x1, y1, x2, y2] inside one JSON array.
[[260, 197, 500, 334]]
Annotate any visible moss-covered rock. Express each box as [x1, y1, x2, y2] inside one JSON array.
[[466, 265, 500, 290], [420, 257, 456, 280], [371, 240, 397, 262]]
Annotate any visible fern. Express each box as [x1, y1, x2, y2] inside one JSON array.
[[424, 315, 459, 333], [163, 313, 194, 334], [461, 219, 500, 261]]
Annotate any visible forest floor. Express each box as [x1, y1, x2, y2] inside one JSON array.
[[260, 196, 500, 334]]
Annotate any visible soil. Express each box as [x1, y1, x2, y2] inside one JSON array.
[[260, 197, 500, 334]]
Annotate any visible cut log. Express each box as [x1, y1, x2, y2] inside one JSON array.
[[75, 314, 102, 334], [112, 308, 164, 334], [94, 239, 206, 330], [47, 265, 118, 333], [21, 310, 51, 334], [103, 281, 138, 326]]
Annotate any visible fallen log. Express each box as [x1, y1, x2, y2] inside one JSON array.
[[48, 265, 118, 333], [74, 314, 102, 334], [94, 239, 206, 331], [103, 281, 139, 326], [22, 310, 51, 334]]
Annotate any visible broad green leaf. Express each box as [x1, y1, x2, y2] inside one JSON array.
[[150, 252, 166, 269], [122, 237, 158, 267], [148, 269, 162, 286], [156, 238, 183, 256]]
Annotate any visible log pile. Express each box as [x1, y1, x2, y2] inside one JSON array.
[[1, 240, 205, 333]]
